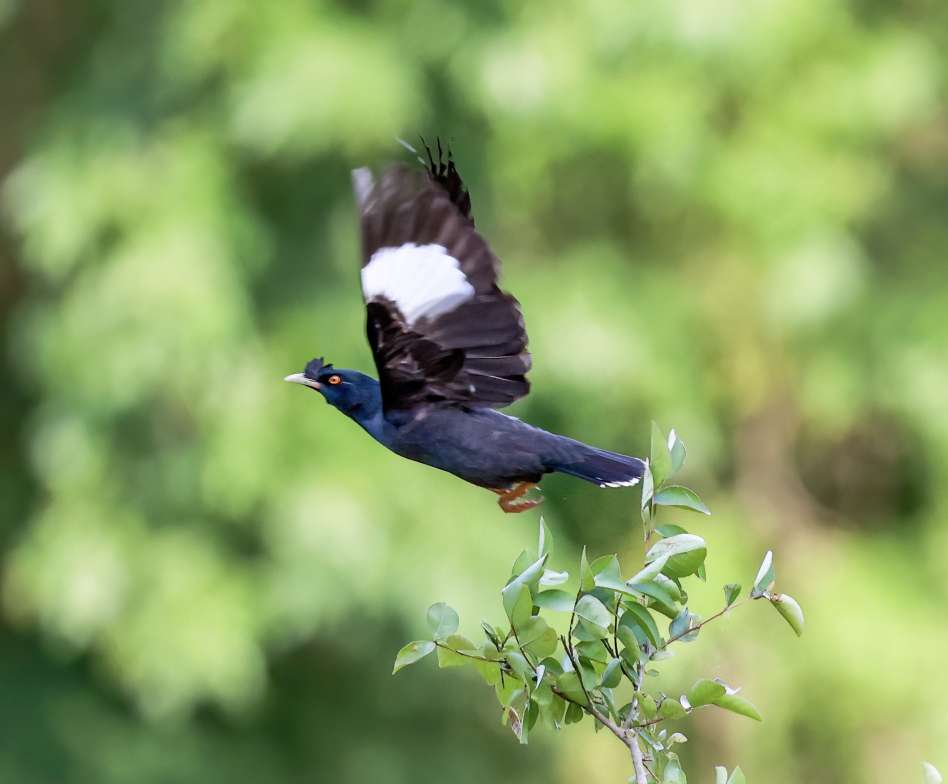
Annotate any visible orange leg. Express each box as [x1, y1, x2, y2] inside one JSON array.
[[491, 482, 543, 513]]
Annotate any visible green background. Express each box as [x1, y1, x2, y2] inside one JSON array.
[[2, 1, 947, 781]]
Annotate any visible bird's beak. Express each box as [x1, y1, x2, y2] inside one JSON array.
[[284, 373, 321, 390]]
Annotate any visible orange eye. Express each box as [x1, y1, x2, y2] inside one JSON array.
[[327, 374, 342, 385]]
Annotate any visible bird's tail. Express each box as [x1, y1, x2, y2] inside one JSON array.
[[550, 444, 646, 488]]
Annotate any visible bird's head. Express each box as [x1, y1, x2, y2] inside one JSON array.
[[284, 357, 379, 416]]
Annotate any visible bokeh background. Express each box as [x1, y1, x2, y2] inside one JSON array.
[[2, 1, 947, 781]]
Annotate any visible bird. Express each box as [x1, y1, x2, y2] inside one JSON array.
[[284, 140, 645, 513]]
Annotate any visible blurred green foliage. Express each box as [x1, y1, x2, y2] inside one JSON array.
[[1, 0, 946, 782]]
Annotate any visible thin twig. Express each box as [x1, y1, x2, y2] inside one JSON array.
[[510, 625, 538, 672], [660, 599, 745, 649], [433, 642, 503, 665]]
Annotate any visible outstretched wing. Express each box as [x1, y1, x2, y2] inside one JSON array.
[[353, 145, 530, 412]]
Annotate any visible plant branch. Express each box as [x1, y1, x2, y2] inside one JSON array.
[[560, 634, 648, 784], [433, 642, 503, 665], [660, 599, 747, 649], [629, 736, 650, 784]]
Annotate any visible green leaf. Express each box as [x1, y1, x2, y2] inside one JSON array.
[[636, 693, 658, 720], [662, 757, 687, 783], [575, 594, 612, 629], [575, 639, 610, 661], [639, 693, 658, 719], [436, 634, 476, 668], [495, 674, 521, 707], [539, 569, 569, 587], [510, 549, 533, 578], [655, 523, 689, 538], [714, 768, 728, 784], [654, 485, 710, 515], [473, 649, 502, 685], [593, 557, 640, 597], [592, 575, 639, 600], [752, 550, 775, 596], [393, 641, 435, 673], [617, 628, 646, 668], [600, 657, 623, 688], [641, 461, 654, 511], [506, 650, 534, 683], [713, 693, 763, 721], [503, 584, 533, 629], [426, 603, 459, 640], [544, 693, 567, 729], [590, 553, 620, 579], [502, 553, 547, 626], [771, 593, 805, 636], [532, 680, 553, 708], [659, 698, 687, 720], [646, 534, 707, 578], [723, 583, 741, 608], [591, 586, 618, 610], [626, 582, 679, 618], [668, 429, 686, 474], [654, 574, 684, 603], [923, 762, 943, 784], [535, 589, 574, 612], [618, 604, 661, 648], [650, 421, 673, 487], [579, 547, 595, 591], [687, 678, 726, 707], [727, 767, 747, 784], [525, 697, 540, 733], [556, 671, 588, 706], [538, 518, 552, 559], [481, 621, 501, 649], [669, 610, 699, 641], [572, 621, 604, 642], [577, 619, 610, 640], [577, 659, 599, 692], [667, 732, 688, 747], [669, 610, 690, 639], [627, 555, 669, 584], [518, 616, 558, 658], [505, 553, 549, 598], [565, 700, 585, 723]]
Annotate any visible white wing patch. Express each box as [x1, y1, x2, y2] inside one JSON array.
[[361, 243, 475, 325]]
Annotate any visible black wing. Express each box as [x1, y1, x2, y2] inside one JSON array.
[[353, 145, 530, 412]]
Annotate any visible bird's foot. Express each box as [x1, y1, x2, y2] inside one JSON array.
[[493, 483, 543, 513]]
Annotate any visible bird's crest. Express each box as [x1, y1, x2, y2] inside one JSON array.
[[304, 357, 333, 379]]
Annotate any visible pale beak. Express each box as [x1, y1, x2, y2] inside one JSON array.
[[284, 373, 321, 390]]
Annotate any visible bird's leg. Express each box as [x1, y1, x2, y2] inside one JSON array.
[[493, 482, 543, 513]]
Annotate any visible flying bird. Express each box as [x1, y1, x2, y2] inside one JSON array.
[[285, 141, 645, 512]]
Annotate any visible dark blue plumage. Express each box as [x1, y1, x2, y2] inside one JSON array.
[[285, 142, 645, 512], [285, 363, 644, 510]]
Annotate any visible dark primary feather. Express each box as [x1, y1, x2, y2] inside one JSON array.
[[355, 147, 530, 412], [420, 138, 473, 223]]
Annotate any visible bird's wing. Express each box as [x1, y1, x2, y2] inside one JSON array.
[[353, 143, 530, 412]]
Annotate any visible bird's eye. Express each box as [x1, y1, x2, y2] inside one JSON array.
[[327, 374, 342, 385]]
